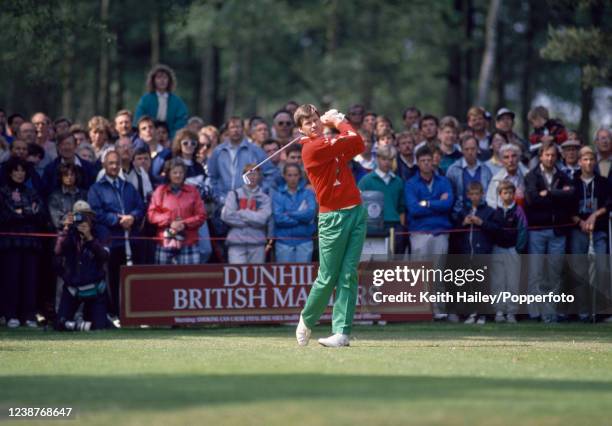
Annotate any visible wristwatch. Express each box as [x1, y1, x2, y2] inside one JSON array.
[[419, 200, 428, 208]]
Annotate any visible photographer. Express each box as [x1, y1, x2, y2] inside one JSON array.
[[54, 201, 109, 331]]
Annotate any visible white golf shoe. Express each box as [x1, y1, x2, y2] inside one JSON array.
[[296, 315, 311, 346], [317, 333, 350, 347]]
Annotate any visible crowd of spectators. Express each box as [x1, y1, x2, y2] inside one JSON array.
[[0, 64, 610, 330]]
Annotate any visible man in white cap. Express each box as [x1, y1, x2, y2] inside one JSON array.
[[558, 139, 582, 180], [495, 108, 529, 162]]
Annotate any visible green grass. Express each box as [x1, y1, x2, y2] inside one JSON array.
[[1, 323, 612, 426]]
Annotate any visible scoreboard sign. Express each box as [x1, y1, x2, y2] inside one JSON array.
[[120, 262, 432, 326]]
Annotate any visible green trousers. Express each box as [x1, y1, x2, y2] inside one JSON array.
[[301, 204, 367, 335]]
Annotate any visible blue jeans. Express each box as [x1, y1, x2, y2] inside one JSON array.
[[568, 229, 609, 315], [275, 241, 314, 263], [527, 229, 566, 320]]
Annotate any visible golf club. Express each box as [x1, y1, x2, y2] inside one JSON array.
[[242, 133, 303, 185]]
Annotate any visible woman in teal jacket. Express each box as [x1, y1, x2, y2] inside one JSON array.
[[134, 64, 188, 139]]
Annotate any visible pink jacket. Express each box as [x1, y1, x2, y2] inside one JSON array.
[[147, 184, 206, 246]]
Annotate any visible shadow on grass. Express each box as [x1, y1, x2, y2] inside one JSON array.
[[1, 373, 612, 410], [1, 323, 612, 343]]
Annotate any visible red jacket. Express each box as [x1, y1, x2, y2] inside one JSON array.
[[147, 183, 206, 246], [301, 121, 364, 213]]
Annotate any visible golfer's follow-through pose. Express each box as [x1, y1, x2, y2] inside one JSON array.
[[294, 104, 367, 348]]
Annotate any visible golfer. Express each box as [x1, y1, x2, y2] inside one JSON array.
[[294, 104, 367, 347]]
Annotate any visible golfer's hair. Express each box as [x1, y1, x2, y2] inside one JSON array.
[[243, 162, 259, 174], [376, 144, 397, 160], [294, 104, 320, 128], [498, 180, 516, 194], [415, 146, 433, 160], [467, 181, 483, 193]]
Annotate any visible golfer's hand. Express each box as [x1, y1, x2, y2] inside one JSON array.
[[320, 110, 345, 128]]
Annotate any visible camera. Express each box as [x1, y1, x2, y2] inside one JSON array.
[[64, 319, 92, 331], [73, 212, 85, 224]]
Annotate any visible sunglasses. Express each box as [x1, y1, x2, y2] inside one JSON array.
[[275, 121, 293, 127], [181, 139, 197, 147]]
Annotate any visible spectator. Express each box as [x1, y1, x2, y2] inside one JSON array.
[[525, 142, 574, 322], [405, 146, 454, 320], [272, 110, 295, 146], [110, 137, 153, 204], [42, 132, 96, 197], [31, 112, 57, 167], [187, 116, 205, 134], [168, 129, 207, 184], [437, 117, 463, 173], [495, 108, 529, 162], [250, 119, 271, 148], [70, 125, 90, 146], [558, 139, 582, 180], [358, 145, 406, 254], [0, 135, 9, 163], [26, 143, 46, 177], [527, 106, 568, 156], [272, 163, 316, 262], [396, 131, 417, 181], [375, 116, 393, 136], [0, 139, 43, 193], [76, 143, 96, 163], [418, 114, 439, 146], [446, 135, 493, 223], [593, 128, 611, 178], [54, 117, 71, 136], [484, 130, 509, 176], [48, 163, 88, 231], [284, 100, 299, 117], [486, 144, 527, 209], [362, 112, 377, 138], [221, 164, 272, 264], [354, 132, 376, 172], [147, 158, 207, 265], [114, 109, 135, 141], [208, 116, 275, 203], [5, 113, 25, 144], [568, 146, 611, 321], [18, 121, 37, 146], [467, 106, 490, 156], [54, 201, 109, 331], [88, 116, 113, 160], [456, 181, 498, 325], [347, 104, 365, 128], [155, 121, 170, 148], [134, 115, 166, 159], [196, 130, 213, 172], [134, 64, 188, 139], [376, 129, 395, 148], [88, 150, 144, 321], [262, 139, 284, 189], [490, 181, 528, 324], [201, 125, 220, 151], [402, 107, 421, 131], [0, 157, 46, 328]]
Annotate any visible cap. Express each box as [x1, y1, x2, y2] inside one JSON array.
[[561, 139, 581, 149], [73, 200, 95, 215], [496, 108, 515, 120]]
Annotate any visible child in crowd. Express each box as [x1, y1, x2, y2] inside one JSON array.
[[456, 181, 498, 325], [490, 181, 528, 323], [527, 106, 568, 155]]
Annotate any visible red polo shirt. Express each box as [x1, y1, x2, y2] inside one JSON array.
[[301, 122, 365, 213]]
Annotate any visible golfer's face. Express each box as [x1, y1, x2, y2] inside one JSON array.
[[300, 116, 323, 138]]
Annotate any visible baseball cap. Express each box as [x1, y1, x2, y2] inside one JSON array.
[[496, 108, 515, 120], [561, 139, 581, 149]]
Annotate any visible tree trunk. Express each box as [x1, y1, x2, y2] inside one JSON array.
[[97, 0, 110, 116], [114, 0, 125, 113], [475, 0, 501, 107], [150, 1, 161, 66], [61, 34, 75, 118], [579, 66, 593, 143], [519, 0, 536, 139], [464, 0, 474, 111], [445, 0, 464, 117], [494, 11, 505, 111], [224, 47, 240, 120]]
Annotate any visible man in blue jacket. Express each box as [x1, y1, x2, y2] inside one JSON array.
[[272, 163, 317, 263], [405, 146, 454, 320], [88, 150, 144, 323]]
